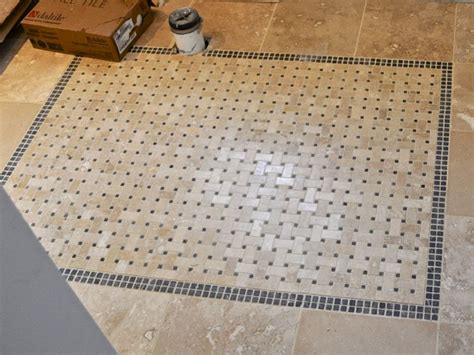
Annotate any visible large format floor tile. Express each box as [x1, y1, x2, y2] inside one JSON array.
[[446, 132, 474, 216], [0, 42, 70, 104], [261, 0, 365, 55], [193, 1, 275, 51], [0, 101, 40, 170], [294, 310, 437, 354], [70, 282, 174, 354], [71, 282, 300, 354], [357, 0, 456, 61], [440, 215, 474, 324], [452, 63, 474, 131], [438, 323, 474, 355], [149, 293, 300, 354], [454, 4, 474, 63]]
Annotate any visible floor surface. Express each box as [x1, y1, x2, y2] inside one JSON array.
[[0, 0, 473, 353]]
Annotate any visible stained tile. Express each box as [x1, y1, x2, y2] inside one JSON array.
[[454, 4, 474, 63], [261, 0, 365, 55], [452, 63, 474, 131], [150, 295, 300, 354], [70, 282, 172, 354], [0, 42, 71, 103], [294, 310, 437, 354], [438, 323, 474, 355], [447, 132, 474, 216], [357, 0, 456, 61], [440, 215, 474, 324], [192, 1, 275, 51], [136, 0, 193, 47], [0, 101, 40, 170]]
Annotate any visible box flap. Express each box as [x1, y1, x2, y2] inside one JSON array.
[[22, 0, 141, 36]]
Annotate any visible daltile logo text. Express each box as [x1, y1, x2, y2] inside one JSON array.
[[28, 11, 66, 22]]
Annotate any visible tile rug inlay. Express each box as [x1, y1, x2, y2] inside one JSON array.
[[1, 46, 452, 320]]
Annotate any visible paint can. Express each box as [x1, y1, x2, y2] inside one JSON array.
[[169, 7, 206, 55]]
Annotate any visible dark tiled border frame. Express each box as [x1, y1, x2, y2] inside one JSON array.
[[0, 46, 452, 321]]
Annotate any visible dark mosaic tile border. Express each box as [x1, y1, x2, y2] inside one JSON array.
[[1, 46, 452, 321], [60, 267, 434, 320], [130, 46, 452, 69]]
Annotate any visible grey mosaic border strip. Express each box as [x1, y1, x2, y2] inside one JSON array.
[[60, 267, 436, 321], [424, 67, 452, 311], [1, 46, 453, 321], [0, 57, 82, 185], [131, 45, 452, 69]]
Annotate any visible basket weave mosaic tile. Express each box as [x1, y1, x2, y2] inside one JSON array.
[[1, 47, 452, 320]]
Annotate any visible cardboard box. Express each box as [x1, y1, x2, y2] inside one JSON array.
[[21, 0, 152, 61]]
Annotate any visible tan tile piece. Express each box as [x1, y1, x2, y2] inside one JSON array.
[[70, 282, 299, 354], [440, 215, 474, 324], [447, 132, 474, 216], [261, 0, 365, 55], [192, 1, 275, 51], [0, 101, 40, 170], [452, 63, 474, 131], [151, 294, 299, 354], [70, 282, 172, 354], [454, 4, 474, 63], [294, 310, 437, 354], [438, 323, 474, 355], [357, 0, 456, 61], [136, 0, 193, 47], [0, 42, 71, 104]]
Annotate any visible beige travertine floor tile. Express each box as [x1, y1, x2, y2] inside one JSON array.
[[192, 1, 275, 51], [454, 4, 474, 63], [294, 310, 437, 354], [357, 0, 456, 61], [261, 0, 365, 55], [447, 132, 474, 216], [70, 282, 172, 354], [70, 283, 300, 354], [151, 295, 300, 354], [452, 63, 474, 131], [0, 101, 40, 170], [0, 42, 71, 104], [136, 0, 193, 47], [438, 323, 474, 355], [440, 215, 474, 324]]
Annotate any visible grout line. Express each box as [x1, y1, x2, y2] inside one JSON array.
[[291, 309, 303, 355], [353, 0, 368, 57], [258, 2, 278, 52], [436, 317, 441, 355], [452, 4, 458, 63], [436, 320, 474, 327]]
